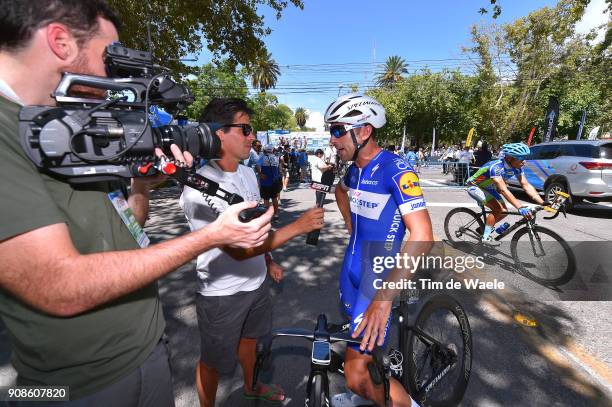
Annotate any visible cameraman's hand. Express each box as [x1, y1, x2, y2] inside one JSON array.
[[209, 202, 273, 248], [294, 207, 324, 234], [132, 145, 195, 188]]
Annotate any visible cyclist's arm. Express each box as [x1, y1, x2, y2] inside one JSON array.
[[518, 174, 544, 205], [492, 176, 524, 209], [0, 202, 271, 317], [335, 181, 352, 233], [374, 210, 434, 302]]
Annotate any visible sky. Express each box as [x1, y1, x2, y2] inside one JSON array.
[[191, 0, 609, 131]]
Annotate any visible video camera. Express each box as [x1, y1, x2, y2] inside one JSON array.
[[18, 43, 220, 183]]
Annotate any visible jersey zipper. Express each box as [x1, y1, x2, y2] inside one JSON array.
[[351, 167, 363, 255]]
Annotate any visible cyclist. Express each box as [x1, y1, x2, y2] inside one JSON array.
[[327, 94, 433, 407], [466, 142, 545, 245]]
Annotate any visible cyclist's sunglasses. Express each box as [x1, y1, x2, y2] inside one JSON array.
[[329, 124, 365, 138], [223, 123, 253, 136]]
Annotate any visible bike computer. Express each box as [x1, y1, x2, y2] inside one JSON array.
[[311, 341, 331, 365]]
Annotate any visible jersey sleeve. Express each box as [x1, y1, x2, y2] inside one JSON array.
[[386, 158, 427, 216], [339, 164, 353, 190], [489, 161, 504, 178]]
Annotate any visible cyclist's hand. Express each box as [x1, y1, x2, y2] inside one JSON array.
[[267, 261, 284, 283], [518, 206, 532, 219], [352, 300, 392, 352]]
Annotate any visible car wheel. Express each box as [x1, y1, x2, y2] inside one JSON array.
[[545, 181, 576, 211]]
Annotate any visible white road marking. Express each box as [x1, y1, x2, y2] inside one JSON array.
[[426, 202, 480, 208], [420, 179, 447, 187]]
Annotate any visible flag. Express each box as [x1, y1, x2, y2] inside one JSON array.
[[543, 96, 559, 143]]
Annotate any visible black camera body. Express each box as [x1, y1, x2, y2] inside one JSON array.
[[18, 44, 220, 183]]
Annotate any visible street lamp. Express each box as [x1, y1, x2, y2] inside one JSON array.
[[337, 84, 344, 97]]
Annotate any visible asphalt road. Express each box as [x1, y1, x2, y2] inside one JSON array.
[[0, 166, 610, 407]]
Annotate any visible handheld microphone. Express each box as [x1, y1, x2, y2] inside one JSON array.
[[306, 178, 335, 245]]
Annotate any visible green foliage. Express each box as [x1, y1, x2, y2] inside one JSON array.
[[248, 93, 296, 132], [377, 56, 409, 88], [107, 0, 303, 76], [249, 51, 281, 92], [294, 107, 309, 129], [184, 60, 248, 120]]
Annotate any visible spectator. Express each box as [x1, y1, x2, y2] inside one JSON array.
[[457, 145, 475, 184], [474, 142, 493, 167], [298, 149, 309, 182], [259, 145, 283, 221], [311, 149, 333, 203]]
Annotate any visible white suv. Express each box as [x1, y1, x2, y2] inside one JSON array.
[[507, 140, 612, 209]]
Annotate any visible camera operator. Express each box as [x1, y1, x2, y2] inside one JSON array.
[[179, 98, 324, 406], [0, 1, 272, 405]]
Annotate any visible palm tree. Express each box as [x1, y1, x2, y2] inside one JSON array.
[[250, 51, 281, 92], [377, 55, 408, 88], [295, 107, 308, 129]]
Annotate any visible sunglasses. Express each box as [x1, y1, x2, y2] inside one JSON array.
[[329, 124, 365, 138], [223, 123, 253, 136]]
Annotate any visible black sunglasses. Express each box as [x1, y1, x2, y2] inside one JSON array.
[[223, 123, 253, 136], [329, 124, 365, 138]]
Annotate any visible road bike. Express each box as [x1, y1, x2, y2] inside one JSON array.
[[253, 290, 472, 407], [443, 191, 576, 286]]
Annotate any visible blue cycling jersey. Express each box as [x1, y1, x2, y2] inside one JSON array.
[[339, 150, 427, 349]]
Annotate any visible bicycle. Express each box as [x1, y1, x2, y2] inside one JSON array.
[[443, 191, 576, 286], [252, 290, 472, 407]]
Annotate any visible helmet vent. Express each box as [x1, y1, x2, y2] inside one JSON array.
[[329, 100, 350, 116], [345, 110, 362, 118]]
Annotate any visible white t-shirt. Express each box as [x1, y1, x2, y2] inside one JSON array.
[[310, 155, 327, 182], [179, 161, 266, 296]]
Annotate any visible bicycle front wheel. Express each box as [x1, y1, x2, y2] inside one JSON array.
[[444, 207, 484, 244], [307, 374, 327, 407], [403, 294, 472, 407], [510, 225, 576, 286]]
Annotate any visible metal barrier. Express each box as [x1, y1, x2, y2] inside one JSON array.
[[415, 160, 474, 186]]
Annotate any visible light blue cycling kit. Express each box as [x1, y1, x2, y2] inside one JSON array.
[[339, 150, 427, 350]]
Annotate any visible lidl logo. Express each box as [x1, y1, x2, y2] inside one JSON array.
[[399, 172, 422, 197]]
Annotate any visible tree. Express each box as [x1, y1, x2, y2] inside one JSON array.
[[107, 0, 303, 75], [377, 56, 408, 88], [184, 60, 248, 120], [294, 107, 309, 129], [249, 51, 281, 92]]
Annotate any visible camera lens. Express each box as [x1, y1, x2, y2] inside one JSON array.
[[154, 123, 220, 159]]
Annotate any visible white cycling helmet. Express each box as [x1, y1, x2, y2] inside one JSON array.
[[263, 144, 274, 153], [324, 93, 386, 128]]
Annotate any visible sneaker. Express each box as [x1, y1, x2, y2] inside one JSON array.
[[481, 236, 501, 246], [331, 391, 374, 407]]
